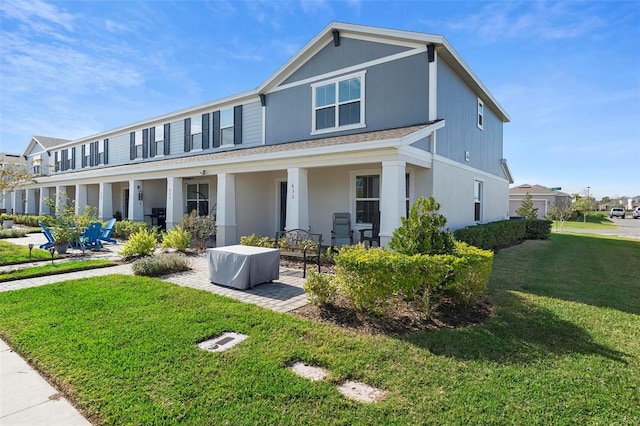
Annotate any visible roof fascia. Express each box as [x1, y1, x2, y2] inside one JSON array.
[[22, 137, 44, 158], [501, 159, 514, 184]]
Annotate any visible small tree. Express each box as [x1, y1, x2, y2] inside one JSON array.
[[0, 162, 35, 203], [182, 210, 216, 251], [572, 193, 593, 223], [516, 192, 539, 219], [547, 199, 574, 232], [389, 196, 455, 256]]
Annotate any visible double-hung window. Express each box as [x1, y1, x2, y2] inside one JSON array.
[[190, 116, 202, 150], [186, 183, 209, 216], [135, 130, 143, 159], [155, 125, 164, 156], [474, 180, 483, 222], [220, 108, 234, 145], [355, 174, 379, 224], [312, 71, 365, 134]]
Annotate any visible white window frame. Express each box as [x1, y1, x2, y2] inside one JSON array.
[[98, 140, 105, 164], [135, 130, 143, 159], [185, 182, 210, 216], [220, 108, 234, 146], [349, 169, 380, 226], [154, 125, 165, 157], [474, 180, 483, 222], [311, 70, 366, 136], [477, 97, 484, 130]]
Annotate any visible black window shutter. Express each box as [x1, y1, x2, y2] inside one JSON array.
[[142, 128, 149, 158], [149, 128, 156, 157], [71, 147, 76, 169], [234, 105, 243, 145], [94, 141, 99, 166], [130, 132, 136, 160], [164, 123, 170, 155], [81, 144, 87, 167], [89, 143, 95, 167], [104, 139, 109, 164], [61, 149, 68, 171], [212, 111, 220, 148], [54, 151, 59, 171], [184, 118, 191, 152], [202, 113, 210, 149]]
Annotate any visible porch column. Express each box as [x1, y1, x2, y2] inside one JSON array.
[[165, 177, 183, 229], [128, 180, 144, 221], [25, 188, 37, 215], [75, 184, 87, 215], [379, 160, 406, 247], [55, 186, 67, 216], [13, 189, 24, 214], [216, 173, 237, 246], [285, 167, 309, 231], [39, 187, 51, 215], [98, 183, 113, 221]]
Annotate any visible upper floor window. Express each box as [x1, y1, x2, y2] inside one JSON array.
[[135, 130, 143, 159], [220, 108, 234, 145], [155, 125, 164, 155], [190, 115, 202, 150], [477, 98, 484, 130], [312, 71, 365, 135], [98, 140, 105, 164]]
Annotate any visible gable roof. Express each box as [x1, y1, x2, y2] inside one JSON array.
[[510, 184, 570, 197], [21, 136, 72, 157], [259, 22, 510, 122]]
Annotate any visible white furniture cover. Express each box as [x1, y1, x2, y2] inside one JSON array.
[[207, 245, 280, 290]]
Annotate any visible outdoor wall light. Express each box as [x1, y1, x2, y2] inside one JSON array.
[[137, 185, 143, 201], [28, 243, 34, 259], [48, 247, 56, 265]]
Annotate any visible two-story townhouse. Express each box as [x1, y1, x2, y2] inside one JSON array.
[[7, 22, 512, 247]]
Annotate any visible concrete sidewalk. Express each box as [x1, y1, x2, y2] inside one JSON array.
[[0, 338, 90, 425]]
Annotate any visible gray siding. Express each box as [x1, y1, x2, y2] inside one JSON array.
[[242, 101, 262, 145], [266, 53, 429, 144], [282, 37, 411, 85], [436, 59, 503, 176], [169, 119, 184, 155], [109, 134, 130, 165], [410, 135, 431, 152]]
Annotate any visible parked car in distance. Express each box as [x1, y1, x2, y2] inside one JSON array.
[[633, 207, 640, 219], [610, 208, 625, 219]]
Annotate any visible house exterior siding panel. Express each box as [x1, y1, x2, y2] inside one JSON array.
[[282, 37, 412, 85], [242, 101, 262, 145], [266, 53, 429, 144], [436, 58, 503, 177], [108, 134, 130, 165]]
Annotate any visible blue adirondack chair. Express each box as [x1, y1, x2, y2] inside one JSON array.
[[81, 222, 104, 249], [38, 221, 55, 249], [99, 218, 117, 244]]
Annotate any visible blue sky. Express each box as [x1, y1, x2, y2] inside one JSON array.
[[1, 0, 638, 198]]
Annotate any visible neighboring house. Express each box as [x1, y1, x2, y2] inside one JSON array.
[[5, 22, 512, 247], [509, 184, 571, 219], [0, 152, 28, 212]]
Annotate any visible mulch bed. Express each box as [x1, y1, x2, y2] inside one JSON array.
[[281, 257, 494, 336]]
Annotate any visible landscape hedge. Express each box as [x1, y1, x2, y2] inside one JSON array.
[[453, 219, 552, 250], [305, 242, 493, 316]]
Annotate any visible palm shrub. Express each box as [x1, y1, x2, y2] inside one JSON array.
[[161, 225, 192, 252], [119, 228, 157, 258], [389, 196, 455, 256]]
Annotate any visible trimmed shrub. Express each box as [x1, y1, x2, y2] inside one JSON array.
[[389, 196, 455, 256], [315, 242, 493, 316], [240, 233, 275, 248], [119, 228, 157, 258], [454, 220, 526, 250], [161, 225, 192, 252], [303, 270, 337, 305], [114, 220, 152, 240], [524, 219, 552, 240], [132, 253, 191, 277], [0, 228, 28, 238]]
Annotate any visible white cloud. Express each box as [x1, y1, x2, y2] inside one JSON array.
[[0, 0, 76, 32]]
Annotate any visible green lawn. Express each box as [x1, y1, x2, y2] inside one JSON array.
[[0, 260, 114, 282], [554, 214, 618, 230], [0, 240, 54, 264], [0, 234, 638, 424]]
